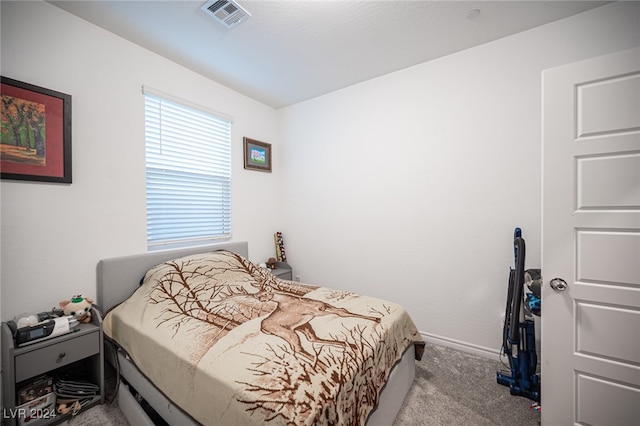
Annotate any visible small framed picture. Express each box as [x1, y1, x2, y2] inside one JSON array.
[[1, 77, 72, 183], [243, 137, 271, 172]]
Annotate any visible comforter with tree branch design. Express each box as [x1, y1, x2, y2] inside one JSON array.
[[103, 250, 424, 425]]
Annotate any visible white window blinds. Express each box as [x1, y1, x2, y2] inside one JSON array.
[[144, 89, 232, 249]]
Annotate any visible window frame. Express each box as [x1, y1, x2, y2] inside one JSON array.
[[143, 86, 233, 250]]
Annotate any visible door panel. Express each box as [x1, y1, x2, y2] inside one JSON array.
[[542, 47, 640, 425], [577, 154, 640, 209], [576, 302, 640, 364], [576, 374, 640, 426], [577, 73, 640, 136], [577, 231, 640, 285]]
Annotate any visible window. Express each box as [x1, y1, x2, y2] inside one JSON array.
[[144, 87, 232, 250]]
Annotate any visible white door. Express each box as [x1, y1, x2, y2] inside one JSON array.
[[542, 47, 640, 425]]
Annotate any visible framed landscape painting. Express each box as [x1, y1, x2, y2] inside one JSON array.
[[1, 77, 72, 183], [243, 137, 271, 172]]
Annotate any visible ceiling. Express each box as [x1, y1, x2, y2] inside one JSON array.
[[49, 1, 609, 109]]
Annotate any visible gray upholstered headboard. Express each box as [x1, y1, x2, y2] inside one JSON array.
[[96, 241, 249, 313]]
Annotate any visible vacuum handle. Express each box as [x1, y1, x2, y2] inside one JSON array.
[[509, 236, 526, 344], [513, 228, 521, 260]]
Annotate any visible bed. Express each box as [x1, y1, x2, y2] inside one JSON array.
[[97, 241, 424, 425]]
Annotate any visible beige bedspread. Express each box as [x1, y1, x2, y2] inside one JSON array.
[[103, 250, 423, 425]]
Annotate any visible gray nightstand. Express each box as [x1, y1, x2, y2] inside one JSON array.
[[1, 308, 104, 425], [271, 261, 292, 280]]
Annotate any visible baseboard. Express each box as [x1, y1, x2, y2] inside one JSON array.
[[420, 331, 502, 362]]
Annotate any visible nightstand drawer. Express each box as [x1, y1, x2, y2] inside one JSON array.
[[272, 261, 292, 281], [15, 331, 99, 382], [274, 270, 292, 280]]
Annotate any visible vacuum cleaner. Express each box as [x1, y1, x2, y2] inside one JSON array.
[[496, 228, 541, 403]]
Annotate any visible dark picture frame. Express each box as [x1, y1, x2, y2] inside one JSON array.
[[1, 77, 72, 183], [243, 137, 272, 172]]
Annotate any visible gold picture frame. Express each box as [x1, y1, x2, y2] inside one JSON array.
[[243, 137, 271, 172]]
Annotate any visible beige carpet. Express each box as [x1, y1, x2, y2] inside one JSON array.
[[61, 343, 541, 425], [393, 344, 541, 425]]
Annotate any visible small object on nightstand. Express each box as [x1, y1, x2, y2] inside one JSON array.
[[14, 316, 79, 347], [59, 295, 94, 323], [274, 232, 287, 262], [266, 257, 277, 269]]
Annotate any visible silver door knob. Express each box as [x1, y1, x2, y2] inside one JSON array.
[[550, 278, 568, 291]]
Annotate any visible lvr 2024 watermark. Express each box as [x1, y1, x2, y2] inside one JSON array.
[[3, 407, 56, 421]]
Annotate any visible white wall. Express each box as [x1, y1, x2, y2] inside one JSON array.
[[0, 1, 280, 320], [277, 1, 640, 356]]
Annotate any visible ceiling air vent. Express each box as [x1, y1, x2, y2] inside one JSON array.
[[201, 0, 251, 29]]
